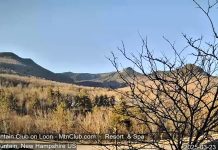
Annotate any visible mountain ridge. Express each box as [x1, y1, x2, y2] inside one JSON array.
[[0, 52, 74, 83], [0, 52, 209, 89], [58, 67, 140, 88], [0, 52, 138, 88]]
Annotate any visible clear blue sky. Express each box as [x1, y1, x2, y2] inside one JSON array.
[[0, 0, 216, 73]]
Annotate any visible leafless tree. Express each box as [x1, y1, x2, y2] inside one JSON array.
[[109, 0, 218, 149]]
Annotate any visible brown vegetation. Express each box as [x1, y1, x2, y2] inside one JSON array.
[[0, 73, 136, 135]]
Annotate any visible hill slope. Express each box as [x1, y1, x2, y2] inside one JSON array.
[[59, 67, 142, 88], [1, 52, 208, 89], [0, 52, 74, 83], [0, 52, 142, 88], [149, 64, 209, 77]]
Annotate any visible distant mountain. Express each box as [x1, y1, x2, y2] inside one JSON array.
[[176, 64, 208, 75], [0, 52, 74, 83], [149, 64, 209, 77], [0, 52, 207, 89], [59, 67, 142, 88], [0, 52, 142, 88]]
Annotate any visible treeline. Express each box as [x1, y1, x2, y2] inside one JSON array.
[[0, 86, 121, 134], [0, 76, 146, 136], [0, 88, 115, 115]]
